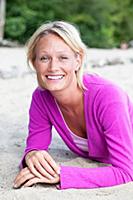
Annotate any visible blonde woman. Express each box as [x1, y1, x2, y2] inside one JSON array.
[[14, 21, 133, 189]]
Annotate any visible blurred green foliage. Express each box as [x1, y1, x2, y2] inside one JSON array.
[[5, 0, 133, 48]]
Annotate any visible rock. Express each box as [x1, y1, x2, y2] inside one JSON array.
[[129, 40, 133, 48], [90, 57, 132, 68], [0, 66, 20, 79], [0, 39, 19, 47]]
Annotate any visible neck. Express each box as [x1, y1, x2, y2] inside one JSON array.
[[51, 85, 83, 111]]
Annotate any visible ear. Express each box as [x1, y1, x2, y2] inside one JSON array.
[[75, 53, 82, 71]]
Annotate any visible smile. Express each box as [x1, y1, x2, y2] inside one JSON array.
[[46, 75, 64, 80]]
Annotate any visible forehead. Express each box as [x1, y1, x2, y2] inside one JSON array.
[[35, 33, 74, 53]]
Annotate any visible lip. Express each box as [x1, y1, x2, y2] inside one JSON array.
[[45, 75, 65, 80]]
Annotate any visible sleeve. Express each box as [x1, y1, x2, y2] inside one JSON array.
[[58, 85, 133, 189], [20, 88, 52, 168]]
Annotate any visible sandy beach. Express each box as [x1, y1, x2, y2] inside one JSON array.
[[0, 47, 133, 199]]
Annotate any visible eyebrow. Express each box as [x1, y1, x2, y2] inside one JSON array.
[[39, 50, 71, 54]]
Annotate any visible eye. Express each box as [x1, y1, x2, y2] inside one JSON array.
[[40, 56, 49, 62], [59, 56, 68, 60]]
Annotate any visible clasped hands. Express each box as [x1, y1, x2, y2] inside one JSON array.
[[13, 150, 60, 188]]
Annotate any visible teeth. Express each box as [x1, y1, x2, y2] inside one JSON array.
[[47, 75, 64, 80]]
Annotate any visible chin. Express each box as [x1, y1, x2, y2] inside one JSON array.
[[47, 87, 63, 92]]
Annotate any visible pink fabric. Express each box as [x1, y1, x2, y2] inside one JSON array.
[[20, 73, 133, 189]]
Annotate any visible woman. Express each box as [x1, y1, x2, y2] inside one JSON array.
[[14, 21, 133, 189]]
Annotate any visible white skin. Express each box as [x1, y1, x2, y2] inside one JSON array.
[[13, 33, 84, 188]]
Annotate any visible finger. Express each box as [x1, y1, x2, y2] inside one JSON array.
[[22, 175, 60, 188], [46, 175, 60, 184], [27, 151, 58, 178], [22, 177, 50, 188], [14, 170, 35, 188], [35, 161, 56, 180], [37, 156, 58, 177], [14, 173, 35, 188], [27, 160, 44, 179], [14, 167, 30, 184], [42, 151, 60, 174]]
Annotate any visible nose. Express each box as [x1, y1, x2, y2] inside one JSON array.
[[48, 57, 59, 71]]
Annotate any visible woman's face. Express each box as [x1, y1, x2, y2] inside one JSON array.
[[34, 33, 81, 93]]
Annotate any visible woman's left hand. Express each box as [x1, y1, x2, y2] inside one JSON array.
[[13, 167, 60, 188]]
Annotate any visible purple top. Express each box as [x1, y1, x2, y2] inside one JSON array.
[[21, 73, 133, 189]]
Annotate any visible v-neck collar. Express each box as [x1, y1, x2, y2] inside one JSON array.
[[53, 90, 90, 155]]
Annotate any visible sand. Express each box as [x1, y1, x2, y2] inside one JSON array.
[[0, 47, 133, 199]]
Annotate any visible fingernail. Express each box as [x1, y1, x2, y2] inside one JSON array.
[[50, 176, 55, 180], [13, 184, 18, 188], [54, 173, 58, 177], [57, 167, 61, 175]]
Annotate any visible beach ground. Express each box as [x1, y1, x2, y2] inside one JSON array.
[[0, 47, 133, 200]]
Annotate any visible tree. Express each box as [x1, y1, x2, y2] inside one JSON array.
[[4, 0, 133, 48], [0, 0, 6, 41]]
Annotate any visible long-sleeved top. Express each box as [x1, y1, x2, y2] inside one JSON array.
[[21, 73, 133, 189]]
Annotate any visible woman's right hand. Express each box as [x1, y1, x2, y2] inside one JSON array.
[[25, 150, 60, 180]]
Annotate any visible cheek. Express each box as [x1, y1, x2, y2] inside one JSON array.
[[34, 61, 46, 73], [65, 59, 78, 71]]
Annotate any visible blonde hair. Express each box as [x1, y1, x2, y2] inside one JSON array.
[[27, 21, 88, 90]]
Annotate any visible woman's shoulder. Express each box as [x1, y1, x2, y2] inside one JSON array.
[[83, 73, 129, 103], [83, 73, 123, 91], [83, 73, 114, 87], [31, 87, 52, 100]]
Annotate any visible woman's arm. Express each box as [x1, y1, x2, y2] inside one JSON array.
[[58, 86, 133, 189], [20, 88, 52, 168], [15, 88, 60, 188]]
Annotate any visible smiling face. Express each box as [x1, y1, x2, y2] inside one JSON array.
[[33, 33, 81, 94]]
